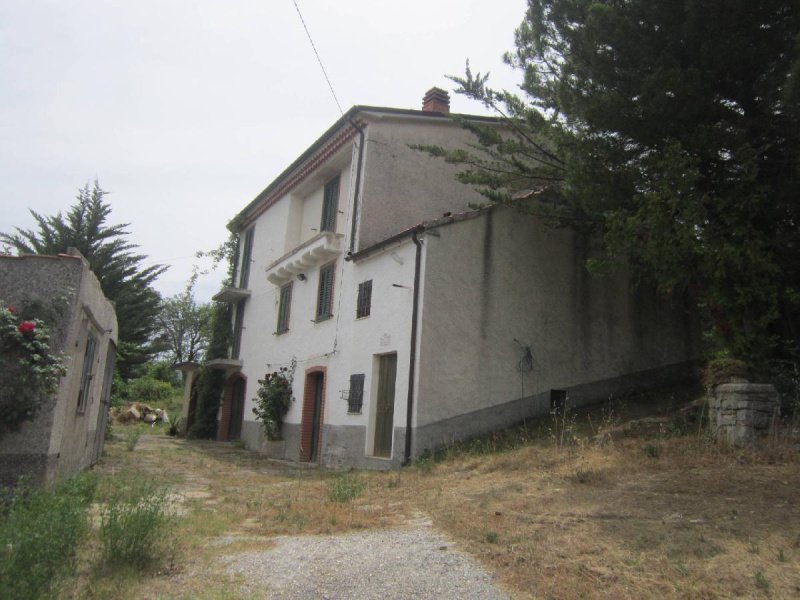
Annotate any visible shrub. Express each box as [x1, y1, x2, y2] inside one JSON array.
[[126, 376, 174, 405], [701, 357, 750, 389], [327, 474, 366, 503], [0, 302, 67, 432], [99, 478, 173, 571], [252, 366, 294, 441], [0, 473, 96, 600]]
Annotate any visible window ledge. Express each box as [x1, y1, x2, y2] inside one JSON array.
[[266, 232, 344, 286]]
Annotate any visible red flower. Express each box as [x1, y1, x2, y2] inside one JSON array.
[[18, 321, 36, 334], [7, 306, 15, 313]]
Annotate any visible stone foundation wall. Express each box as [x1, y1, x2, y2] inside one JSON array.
[[709, 383, 779, 446]]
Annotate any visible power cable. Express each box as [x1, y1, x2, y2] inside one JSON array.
[[291, 0, 344, 115]]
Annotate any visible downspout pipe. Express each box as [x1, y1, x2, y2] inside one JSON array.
[[347, 118, 365, 254], [403, 228, 424, 465]]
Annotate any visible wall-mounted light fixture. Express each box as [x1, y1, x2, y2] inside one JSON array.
[[297, 273, 307, 282]]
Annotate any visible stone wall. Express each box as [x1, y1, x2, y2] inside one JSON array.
[[708, 383, 779, 446]]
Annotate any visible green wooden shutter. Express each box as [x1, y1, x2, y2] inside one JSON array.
[[356, 280, 372, 318], [316, 263, 335, 320], [277, 282, 292, 333], [320, 176, 339, 232], [239, 227, 254, 288]]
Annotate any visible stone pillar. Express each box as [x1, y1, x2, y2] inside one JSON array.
[[708, 383, 779, 446], [173, 362, 200, 436]]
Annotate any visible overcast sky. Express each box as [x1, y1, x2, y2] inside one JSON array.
[[0, 0, 527, 302]]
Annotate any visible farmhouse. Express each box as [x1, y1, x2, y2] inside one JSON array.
[[210, 89, 696, 469]]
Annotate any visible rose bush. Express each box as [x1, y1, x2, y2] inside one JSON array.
[[0, 303, 67, 433], [252, 364, 294, 441]]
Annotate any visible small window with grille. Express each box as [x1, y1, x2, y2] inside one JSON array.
[[316, 262, 335, 321], [356, 279, 372, 319], [348, 373, 365, 414], [77, 332, 97, 413], [276, 282, 292, 334], [320, 176, 340, 232]]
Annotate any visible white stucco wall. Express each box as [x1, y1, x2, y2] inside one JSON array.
[[237, 235, 416, 461], [356, 114, 489, 250], [415, 207, 697, 428]]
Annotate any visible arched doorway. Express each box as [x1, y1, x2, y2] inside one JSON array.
[[218, 372, 246, 442]]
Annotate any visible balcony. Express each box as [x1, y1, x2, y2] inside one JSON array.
[[212, 286, 252, 303], [266, 231, 344, 286]]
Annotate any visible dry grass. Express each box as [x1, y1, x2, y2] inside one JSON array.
[[79, 392, 800, 599]]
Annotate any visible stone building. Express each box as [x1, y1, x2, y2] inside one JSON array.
[[0, 249, 117, 486]]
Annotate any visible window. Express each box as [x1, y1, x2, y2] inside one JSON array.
[[320, 176, 340, 232], [77, 332, 97, 413], [276, 282, 292, 334], [239, 227, 254, 288], [356, 280, 372, 319], [231, 300, 246, 359], [316, 262, 335, 321], [348, 373, 365, 414]]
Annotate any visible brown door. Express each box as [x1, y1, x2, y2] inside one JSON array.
[[301, 371, 325, 462], [229, 377, 246, 441], [374, 354, 397, 458]]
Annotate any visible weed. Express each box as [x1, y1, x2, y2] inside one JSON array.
[[387, 475, 400, 489], [748, 541, 760, 554], [415, 455, 436, 473], [0, 473, 96, 600], [125, 427, 142, 451], [99, 477, 174, 571], [643, 443, 661, 458], [327, 474, 366, 503], [485, 531, 499, 544], [777, 548, 787, 562], [754, 570, 769, 591], [167, 414, 181, 436]]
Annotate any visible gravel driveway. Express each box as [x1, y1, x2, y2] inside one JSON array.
[[224, 515, 510, 600]]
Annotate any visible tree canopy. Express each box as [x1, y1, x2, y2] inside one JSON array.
[[155, 281, 212, 365], [429, 0, 800, 371], [1, 181, 167, 375]]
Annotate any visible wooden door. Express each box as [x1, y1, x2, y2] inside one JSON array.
[[229, 377, 246, 441], [374, 354, 397, 458], [309, 372, 324, 460]]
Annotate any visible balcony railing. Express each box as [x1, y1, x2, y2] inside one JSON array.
[[265, 232, 344, 286]]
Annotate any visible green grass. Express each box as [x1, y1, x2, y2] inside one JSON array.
[[327, 474, 366, 503], [0, 473, 97, 600], [98, 476, 174, 571]]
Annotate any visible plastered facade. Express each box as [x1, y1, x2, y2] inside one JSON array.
[[221, 105, 697, 468]]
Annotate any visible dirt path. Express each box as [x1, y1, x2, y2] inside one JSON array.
[[98, 434, 511, 599]]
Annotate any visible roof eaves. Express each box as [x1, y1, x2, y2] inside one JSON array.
[[349, 205, 495, 263], [227, 106, 502, 232]]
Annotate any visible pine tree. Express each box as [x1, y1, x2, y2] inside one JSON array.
[[1, 181, 167, 375], [426, 0, 800, 371]]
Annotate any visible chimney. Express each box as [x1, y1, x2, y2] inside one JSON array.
[[422, 87, 450, 114]]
